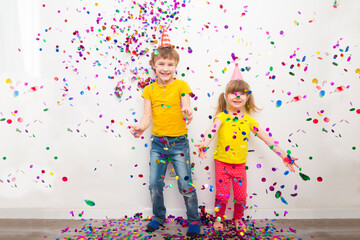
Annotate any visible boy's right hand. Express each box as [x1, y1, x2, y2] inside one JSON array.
[[129, 125, 145, 138], [194, 142, 207, 159]]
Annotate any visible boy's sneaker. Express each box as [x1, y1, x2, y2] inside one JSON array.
[[146, 220, 161, 232], [186, 223, 201, 236]]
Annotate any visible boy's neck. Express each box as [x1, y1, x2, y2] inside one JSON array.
[[156, 77, 175, 86]]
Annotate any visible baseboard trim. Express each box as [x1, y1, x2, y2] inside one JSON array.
[[0, 208, 359, 219]]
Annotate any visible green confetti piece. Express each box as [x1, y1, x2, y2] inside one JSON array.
[[181, 93, 185, 97], [287, 150, 291, 155], [3, 157, 6, 160], [350, 108, 355, 111], [306, 118, 312, 121], [245, 166, 249, 170], [43, 108, 49, 111], [332, 62, 338, 66], [84, 199, 95, 206], [289, 72, 295, 76], [46, 147, 50, 150], [275, 191, 281, 199], [299, 172, 311, 181], [54, 156, 58, 160], [352, 147, 356, 150], [309, 156, 313, 160]]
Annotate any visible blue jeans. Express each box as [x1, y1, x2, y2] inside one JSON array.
[[149, 134, 200, 225]]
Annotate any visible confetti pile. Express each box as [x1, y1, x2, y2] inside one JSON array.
[[54, 206, 304, 240]]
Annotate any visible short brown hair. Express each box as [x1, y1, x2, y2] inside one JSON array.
[[149, 46, 180, 71]]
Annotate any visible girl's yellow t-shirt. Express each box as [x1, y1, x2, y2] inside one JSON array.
[[142, 79, 192, 137], [214, 111, 259, 164]]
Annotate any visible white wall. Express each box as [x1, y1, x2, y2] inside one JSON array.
[[0, 0, 360, 219]]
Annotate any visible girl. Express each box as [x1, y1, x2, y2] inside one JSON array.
[[195, 64, 299, 232]]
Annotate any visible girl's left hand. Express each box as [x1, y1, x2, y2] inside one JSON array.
[[283, 156, 299, 172]]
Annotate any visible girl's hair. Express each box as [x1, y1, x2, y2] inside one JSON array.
[[149, 46, 180, 72], [216, 80, 261, 115]]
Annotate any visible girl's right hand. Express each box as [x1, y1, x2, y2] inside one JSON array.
[[129, 125, 145, 138], [194, 142, 207, 159]]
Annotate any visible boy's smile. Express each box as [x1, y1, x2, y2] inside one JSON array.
[[154, 58, 176, 85]]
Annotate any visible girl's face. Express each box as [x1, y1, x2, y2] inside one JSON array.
[[153, 57, 176, 84], [226, 92, 248, 111]]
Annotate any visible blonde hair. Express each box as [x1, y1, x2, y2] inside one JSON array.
[[149, 46, 180, 72], [216, 80, 260, 115]]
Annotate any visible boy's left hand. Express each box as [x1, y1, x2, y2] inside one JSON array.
[[283, 156, 299, 172], [181, 107, 193, 125]]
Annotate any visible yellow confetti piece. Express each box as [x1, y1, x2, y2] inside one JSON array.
[[164, 147, 168, 150], [312, 78, 318, 84], [6, 78, 12, 84], [355, 68, 360, 74]]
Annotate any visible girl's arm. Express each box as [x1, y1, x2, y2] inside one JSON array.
[[195, 118, 222, 159], [253, 126, 299, 172], [129, 98, 152, 138], [180, 93, 193, 125]]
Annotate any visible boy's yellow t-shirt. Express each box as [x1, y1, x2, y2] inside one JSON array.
[[142, 79, 192, 137], [214, 111, 259, 164]]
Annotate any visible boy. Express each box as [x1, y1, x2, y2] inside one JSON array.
[[129, 28, 201, 236]]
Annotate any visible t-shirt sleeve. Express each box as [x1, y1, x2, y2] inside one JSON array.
[[141, 84, 151, 100], [179, 80, 192, 95], [246, 114, 259, 131], [215, 112, 227, 123]]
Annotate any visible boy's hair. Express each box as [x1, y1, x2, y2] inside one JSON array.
[[216, 80, 261, 115], [149, 46, 180, 71]]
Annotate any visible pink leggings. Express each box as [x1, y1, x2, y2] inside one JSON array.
[[215, 160, 247, 220]]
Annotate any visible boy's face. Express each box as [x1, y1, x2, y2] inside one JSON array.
[[153, 57, 176, 84]]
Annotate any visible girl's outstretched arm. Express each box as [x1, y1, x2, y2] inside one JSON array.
[[129, 98, 152, 138], [252, 126, 299, 172], [194, 118, 222, 159]]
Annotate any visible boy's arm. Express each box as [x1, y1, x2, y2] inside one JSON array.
[[129, 98, 152, 138], [253, 126, 299, 172], [195, 118, 222, 159], [180, 93, 193, 125]]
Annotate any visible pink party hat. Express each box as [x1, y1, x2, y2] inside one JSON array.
[[160, 27, 172, 47], [231, 63, 244, 80]]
